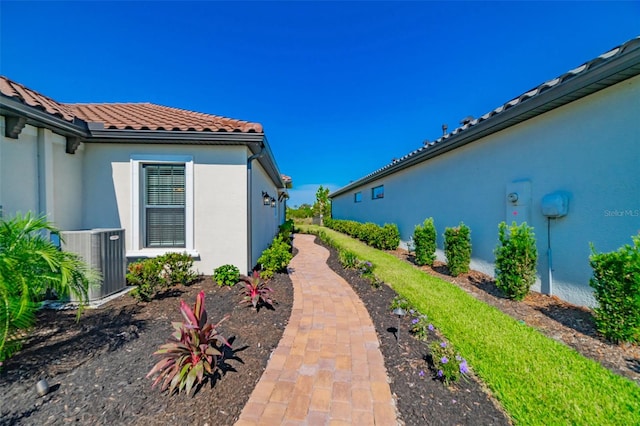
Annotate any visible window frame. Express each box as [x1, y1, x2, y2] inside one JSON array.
[[371, 185, 384, 200], [130, 155, 197, 257], [354, 192, 362, 203]]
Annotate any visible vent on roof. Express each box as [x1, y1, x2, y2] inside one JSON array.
[[460, 116, 474, 126], [442, 124, 448, 136]]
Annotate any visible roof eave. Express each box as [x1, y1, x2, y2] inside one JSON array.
[[87, 129, 286, 189], [330, 43, 640, 198], [0, 95, 88, 138]]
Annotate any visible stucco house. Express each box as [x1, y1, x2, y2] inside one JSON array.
[[330, 37, 640, 307], [0, 76, 289, 276]]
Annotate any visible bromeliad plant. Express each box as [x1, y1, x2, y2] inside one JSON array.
[[238, 271, 274, 310], [147, 291, 230, 396]]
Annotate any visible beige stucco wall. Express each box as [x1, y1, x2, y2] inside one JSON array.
[[0, 119, 39, 217], [82, 143, 250, 275], [0, 118, 84, 229], [332, 74, 640, 307], [250, 158, 282, 269]]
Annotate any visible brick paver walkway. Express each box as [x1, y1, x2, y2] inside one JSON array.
[[235, 234, 398, 425]]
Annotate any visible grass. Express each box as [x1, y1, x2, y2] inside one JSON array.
[[299, 224, 640, 425]]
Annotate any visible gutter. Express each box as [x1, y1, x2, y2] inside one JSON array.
[[247, 143, 266, 273]]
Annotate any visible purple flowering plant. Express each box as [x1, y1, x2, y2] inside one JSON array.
[[430, 339, 470, 385], [409, 313, 430, 340]]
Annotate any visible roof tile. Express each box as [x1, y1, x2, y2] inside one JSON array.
[[0, 76, 76, 122], [66, 103, 263, 133], [1, 76, 263, 133]]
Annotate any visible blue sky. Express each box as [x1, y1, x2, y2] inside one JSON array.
[[1, 1, 638, 207]]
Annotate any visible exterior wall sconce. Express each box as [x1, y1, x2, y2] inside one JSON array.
[[262, 191, 271, 206], [270, 197, 276, 208]]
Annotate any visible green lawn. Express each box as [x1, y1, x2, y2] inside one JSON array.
[[300, 225, 640, 425]]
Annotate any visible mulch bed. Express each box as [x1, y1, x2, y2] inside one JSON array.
[[1, 235, 637, 425], [385, 248, 640, 385], [0, 273, 294, 426], [318, 239, 511, 425]]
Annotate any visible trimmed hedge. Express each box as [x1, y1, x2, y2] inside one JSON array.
[[324, 218, 399, 250], [589, 233, 640, 343]]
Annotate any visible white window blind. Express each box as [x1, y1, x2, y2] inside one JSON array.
[[144, 164, 186, 248]]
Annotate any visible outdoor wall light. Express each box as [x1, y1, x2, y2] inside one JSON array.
[[270, 197, 276, 208], [262, 191, 271, 206]]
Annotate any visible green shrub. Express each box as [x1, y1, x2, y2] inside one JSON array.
[[494, 221, 538, 301], [589, 234, 640, 343], [213, 264, 241, 287], [325, 219, 399, 251], [414, 218, 437, 266], [258, 234, 293, 279], [444, 223, 472, 276], [127, 258, 164, 302], [376, 224, 400, 250], [156, 252, 198, 286]]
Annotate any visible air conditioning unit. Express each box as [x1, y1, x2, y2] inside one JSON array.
[[60, 229, 127, 301]]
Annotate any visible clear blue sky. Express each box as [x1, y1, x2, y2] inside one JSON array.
[[1, 1, 638, 207]]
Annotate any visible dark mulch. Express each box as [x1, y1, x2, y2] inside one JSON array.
[[318, 238, 511, 425], [388, 249, 640, 386], [0, 273, 294, 426], [3, 234, 635, 425]]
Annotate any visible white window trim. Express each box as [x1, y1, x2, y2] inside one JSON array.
[[129, 155, 198, 258]]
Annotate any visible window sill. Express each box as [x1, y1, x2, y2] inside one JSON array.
[[127, 249, 200, 259]]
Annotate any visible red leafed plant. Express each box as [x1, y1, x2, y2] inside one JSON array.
[[147, 291, 230, 395], [238, 271, 274, 310]]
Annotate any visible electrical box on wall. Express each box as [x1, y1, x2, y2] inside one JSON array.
[[541, 192, 569, 218], [505, 180, 531, 224]]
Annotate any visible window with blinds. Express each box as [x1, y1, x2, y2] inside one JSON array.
[[143, 164, 186, 248]]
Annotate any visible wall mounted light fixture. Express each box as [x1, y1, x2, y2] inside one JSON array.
[[262, 191, 271, 206], [271, 197, 276, 208]]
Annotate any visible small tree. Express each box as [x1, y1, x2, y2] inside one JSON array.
[[494, 221, 537, 301], [313, 185, 331, 219], [444, 223, 472, 276], [414, 218, 437, 266]]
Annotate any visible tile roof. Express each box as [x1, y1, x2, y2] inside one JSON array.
[[332, 36, 640, 197], [66, 103, 263, 133], [0, 76, 76, 122], [0, 76, 263, 133]]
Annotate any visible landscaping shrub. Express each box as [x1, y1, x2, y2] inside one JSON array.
[[238, 271, 274, 310], [376, 224, 400, 250], [156, 252, 198, 286], [494, 221, 538, 301], [127, 258, 164, 302], [325, 219, 399, 251], [0, 213, 96, 365], [147, 291, 230, 395], [213, 264, 240, 287], [257, 234, 293, 279], [444, 223, 472, 276], [589, 233, 640, 343], [414, 218, 437, 266]]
